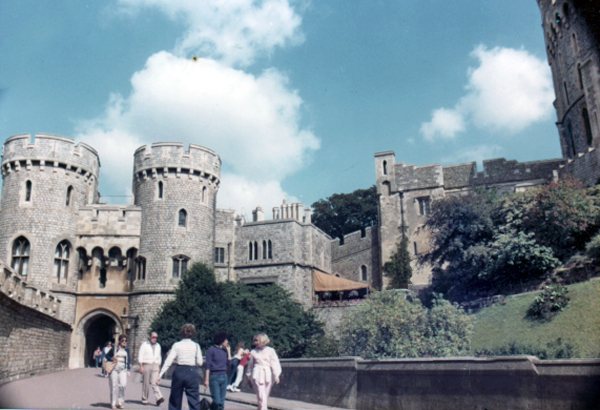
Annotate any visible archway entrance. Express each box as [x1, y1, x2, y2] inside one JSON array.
[[84, 315, 118, 368]]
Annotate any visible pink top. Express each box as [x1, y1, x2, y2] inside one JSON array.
[[245, 346, 282, 385]]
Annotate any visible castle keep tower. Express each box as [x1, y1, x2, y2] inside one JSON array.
[[0, 134, 100, 324], [538, 0, 600, 185], [129, 142, 221, 346]]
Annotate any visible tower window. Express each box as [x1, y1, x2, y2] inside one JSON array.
[[583, 108, 593, 146], [215, 247, 225, 264], [11, 237, 30, 276], [172, 255, 189, 278], [99, 268, 107, 288], [262, 241, 267, 259], [268, 240, 272, 259], [254, 241, 258, 261], [25, 180, 32, 202], [136, 256, 146, 280], [202, 186, 207, 203], [178, 209, 187, 227], [53, 240, 70, 283], [66, 186, 73, 207], [361, 265, 367, 281], [417, 197, 431, 215], [158, 181, 163, 199], [249, 242, 253, 261], [383, 160, 387, 175]]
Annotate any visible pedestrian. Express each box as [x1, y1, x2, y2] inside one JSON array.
[[93, 346, 102, 369], [104, 335, 131, 409], [138, 332, 165, 406], [157, 324, 203, 410], [246, 333, 281, 410], [204, 331, 232, 410], [101, 341, 113, 377], [226, 342, 244, 392], [230, 349, 250, 392]]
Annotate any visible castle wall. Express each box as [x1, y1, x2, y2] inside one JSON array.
[[331, 226, 380, 289], [214, 209, 236, 282]]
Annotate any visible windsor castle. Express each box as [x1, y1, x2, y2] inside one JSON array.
[[0, 0, 598, 381]]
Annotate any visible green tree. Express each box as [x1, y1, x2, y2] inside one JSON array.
[[383, 231, 412, 289], [311, 186, 378, 243], [151, 262, 324, 358], [338, 291, 473, 358]]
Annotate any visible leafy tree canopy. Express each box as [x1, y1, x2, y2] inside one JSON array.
[[311, 185, 378, 243], [338, 290, 473, 358], [150, 263, 324, 358]]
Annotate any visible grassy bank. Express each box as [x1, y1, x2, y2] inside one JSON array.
[[472, 278, 600, 358]]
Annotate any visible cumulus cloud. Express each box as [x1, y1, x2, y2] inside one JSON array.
[[75, 52, 319, 212], [420, 45, 555, 141], [117, 0, 304, 67]]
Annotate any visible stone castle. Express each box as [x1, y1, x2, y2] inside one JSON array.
[[0, 0, 598, 380]]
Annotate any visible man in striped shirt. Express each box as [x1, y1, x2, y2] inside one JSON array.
[[157, 324, 203, 410]]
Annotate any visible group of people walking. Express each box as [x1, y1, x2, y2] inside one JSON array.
[[98, 324, 281, 410]]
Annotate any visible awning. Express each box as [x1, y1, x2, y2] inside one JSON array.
[[313, 270, 374, 292]]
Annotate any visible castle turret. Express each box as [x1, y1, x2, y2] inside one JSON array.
[[0, 133, 100, 324], [129, 142, 221, 345]]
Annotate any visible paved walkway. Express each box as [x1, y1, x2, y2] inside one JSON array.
[[0, 368, 348, 410]]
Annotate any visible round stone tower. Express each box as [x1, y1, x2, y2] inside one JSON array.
[[0, 133, 100, 324], [129, 142, 221, 344]]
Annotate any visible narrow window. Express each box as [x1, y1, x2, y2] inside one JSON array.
[[11, 237, 30, 276], [577, 64, 583, 90], [136, 257, 146, 280], [572, 33, 579, 55], [417, 197, 431, 215], [361, 265, 367, 281], [383, 160, 387, 175], [172, 255, 189, 278], [66, 186, 73, 207], [178, 209, 187, 227], [25, 180, 32, 202], [158, 181, 163, 199], [583, 108, 593, 146], [262, 241, 267, 259], [53, 240, 70, 283], [202, 186, 207, 203], [99, 268, 107, 288], [254, 241, 258, 261], [214, 247, 225, 264], [249, 242, 253, 261], [268, 240, 272, 259], [414, 242, 418, 255]]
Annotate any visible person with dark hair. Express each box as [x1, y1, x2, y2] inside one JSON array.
[[104, 335, 131, 409], [204, 331, 232, 410], [157, 324, 203, 410]]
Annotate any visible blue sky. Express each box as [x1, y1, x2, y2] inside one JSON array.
[[0, 0, 561, 219]]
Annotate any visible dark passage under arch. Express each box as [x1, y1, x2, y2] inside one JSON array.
[[84, 315, 117, 368]]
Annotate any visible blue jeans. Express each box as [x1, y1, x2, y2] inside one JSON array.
[[209, 373, 228, 410], [228, 358, 240, 386]]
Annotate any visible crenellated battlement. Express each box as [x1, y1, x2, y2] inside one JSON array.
[[133, 142, 221, 184], [1, 133, 100, 180]]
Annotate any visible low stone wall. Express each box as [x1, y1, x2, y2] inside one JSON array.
[[261, 356, 600, 410], [0, 263, 71, 385]]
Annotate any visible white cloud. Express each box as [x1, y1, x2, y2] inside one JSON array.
[[75, 51, 319, 213], [442, 144, 504, 168], [117, 0, 304, 67], [420, 45, 554, 141]]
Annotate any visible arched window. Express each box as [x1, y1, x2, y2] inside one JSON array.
[[53, 240, 70, 283], [361, 265, 367, 281], [66, 186, 73, 207], [136, 256, 146, 280], [249, 242, 253, 261], [583, 108, 593, 146], [254, 241, 258, 261], [172, 255, 189, 278], [158, 181, 163, 199], [11, 237, 30, 276], [268, 240, 272, 259], [178, 209, 187, 227], [262, 241, 267, 259], [202, 186, 207, 203], [25, 180, 32, 202], [383, 160, 387, 175]]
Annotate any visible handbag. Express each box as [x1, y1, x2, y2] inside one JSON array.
[[199, 387, 212, 410], [102, 359, 116, 375]]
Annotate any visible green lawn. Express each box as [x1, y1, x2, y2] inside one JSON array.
[[472, 278, 600, 358]]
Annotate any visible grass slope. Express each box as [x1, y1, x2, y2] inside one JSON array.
[[472, 278, 600, 358]]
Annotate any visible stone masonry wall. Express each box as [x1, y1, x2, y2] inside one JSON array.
[[331, 226, 380, 289]]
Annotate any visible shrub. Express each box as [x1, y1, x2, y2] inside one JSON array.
[[475, 338, 575, 359], [585, 232, 600, 261], [303, 336, 340, 358], [338, 291, 473, 358], [527, 284, 570, 321]]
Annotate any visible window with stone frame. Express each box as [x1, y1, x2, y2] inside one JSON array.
[[172, 255, 189, 278], [248, 242, 253, 261], [253, 241, 258, 261], [25, 180, 32, 202], [53, 240, 70, 283], [158, 181, 164, 199], [66, 186, 73, 207], [136, 256, 146, 280], [178, 209, 187, 227], [215, 247, 225, 264], [361, 265, 367, 281], [11, 237, 30, 276], [417, 197, 431, 215], [268, 240, 273, 259], [262, 241, 267, 259]]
